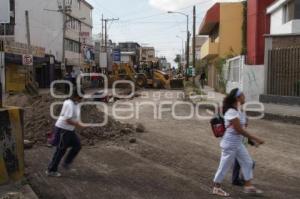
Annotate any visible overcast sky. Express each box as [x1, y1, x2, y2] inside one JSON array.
[[86, 0, 242, 66]]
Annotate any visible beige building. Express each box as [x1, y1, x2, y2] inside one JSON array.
[[199, 2, 244, 89], [140, 47, 155, 64], [64, 0, 94, 72]]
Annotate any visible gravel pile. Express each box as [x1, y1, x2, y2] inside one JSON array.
[[6, 93, 137, 146]]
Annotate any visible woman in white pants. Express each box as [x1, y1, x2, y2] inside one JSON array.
[[212, 88, 265, 197]]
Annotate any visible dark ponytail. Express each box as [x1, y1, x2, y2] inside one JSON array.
[[222, 88, 239, 115]]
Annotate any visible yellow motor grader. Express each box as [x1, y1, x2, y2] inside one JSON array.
[[109, 63, 183, 89]]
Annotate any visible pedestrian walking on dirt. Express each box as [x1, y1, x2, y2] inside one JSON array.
[[199, 71, 206, 89], [46, 89, 85, 177], [231, 112, 256, 186], [212, 88, 265, 197]]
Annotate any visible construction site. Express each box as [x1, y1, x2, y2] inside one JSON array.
[[1, 0, 300, 198]]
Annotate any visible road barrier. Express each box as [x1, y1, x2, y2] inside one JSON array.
[[0, 107, 24, 184]]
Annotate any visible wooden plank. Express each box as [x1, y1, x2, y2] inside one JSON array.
[[296, 47, 300, 97], [287, 49, 295, 96], [291, 48, 296, 96], [267, 50, 273, 95], [283, 48, 288, 96], [274, 49, 279, 95], [279, 49, 283, 96]]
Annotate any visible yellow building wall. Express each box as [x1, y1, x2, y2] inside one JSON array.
[[0, 107, 24, 184], [5, 64, 26, 92], [219, 3, 244, 58]]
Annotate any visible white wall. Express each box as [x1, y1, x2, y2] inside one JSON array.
[[270, 7, 292, 34], [242, 64, 265, 102], [270, 6, 300, 34], [14, 0, 63, 61], [223, 56, 265, 102], [292, 20, 300, 33], [14, 0, 93, 63]]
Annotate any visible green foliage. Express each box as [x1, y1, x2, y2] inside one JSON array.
[[214, 57, 226, 75], [213, 55, 233, 94], [195, 59, 207, 75], [174, 54, 181, 64], [184, 81, 205, 96]]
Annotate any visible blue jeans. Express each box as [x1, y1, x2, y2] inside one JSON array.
[[232, 158, 255, 183], [48, 127, 81, 172]]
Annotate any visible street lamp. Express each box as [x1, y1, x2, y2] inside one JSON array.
[[168, 11, 190, 80]]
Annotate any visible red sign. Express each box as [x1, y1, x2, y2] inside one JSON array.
[[22, 54, 33, 66], [80, 32, 90, 38]]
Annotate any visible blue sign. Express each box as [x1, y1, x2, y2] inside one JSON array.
[[113, 49, 121, 62]]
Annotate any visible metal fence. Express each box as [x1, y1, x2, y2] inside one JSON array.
[[267, 47, 300, 97]]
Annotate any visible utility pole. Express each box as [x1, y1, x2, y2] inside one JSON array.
[[103, 18, 119, 53], [101, 14, 104, 47], [104, 19, 107, 53], [61, 0, 66, 75], [103, 17, 119, 70], [25, 11, 31, 54], [192, 5, 196, 84], [0, 41, 4, 108], [186, 30, 191, 80], [25, 10, 35, 86]]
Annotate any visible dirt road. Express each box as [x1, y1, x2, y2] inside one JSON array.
[[26, 90, 300, 199]]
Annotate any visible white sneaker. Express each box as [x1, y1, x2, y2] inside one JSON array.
[[45, 170, 62, 177], [244, 186, 263, 195], [213, 187, 230, 197]]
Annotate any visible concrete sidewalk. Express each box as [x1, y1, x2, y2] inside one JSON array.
[[0, 183, 39, 199], [191, 84, 300, 125]]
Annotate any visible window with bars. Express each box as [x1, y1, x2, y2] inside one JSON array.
[[283, 0, 300, 23], [229, 59, 240, 83], [66, 15, 80, 31], [65, 39, 80, 53]]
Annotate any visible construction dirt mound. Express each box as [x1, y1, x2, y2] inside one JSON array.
[[6, 93, 138, 146]]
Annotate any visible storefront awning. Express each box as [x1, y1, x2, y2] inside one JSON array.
[[199, 3, 220, 35]]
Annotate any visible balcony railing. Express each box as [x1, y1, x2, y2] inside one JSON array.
[[200, 40, 219, 59]]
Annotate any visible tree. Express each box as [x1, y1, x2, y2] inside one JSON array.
[[174, 54, 182, 72]]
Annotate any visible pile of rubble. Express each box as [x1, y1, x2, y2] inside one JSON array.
[[6, 93, 145, 146]]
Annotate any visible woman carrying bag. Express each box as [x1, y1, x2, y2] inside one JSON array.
[[212, 88, 265, 197]]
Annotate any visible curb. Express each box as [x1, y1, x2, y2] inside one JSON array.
[[185, 92, 300, 125], [21, 184, 39, 199], [263, 113, 300, 125], [0, 184, 39, 199]]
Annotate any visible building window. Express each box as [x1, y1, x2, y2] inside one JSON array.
[[210, 25, 219, 43], [77, 0, 80, 9], [65, 39, 80, 53], [229, 59, 240, 83], [66, 15, 80, 31], [283, 0, 300, 23]]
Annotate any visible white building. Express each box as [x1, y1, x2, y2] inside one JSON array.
[[13, 0, 93, 68], [64, 0, 94, 72], [1, 0, 94, 91], [267, 0, 300, 34], [189, 36, 208, 62]]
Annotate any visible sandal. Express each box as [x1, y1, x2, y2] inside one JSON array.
[[213, 187, 230, 197], [244, 186, 263, 195]]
